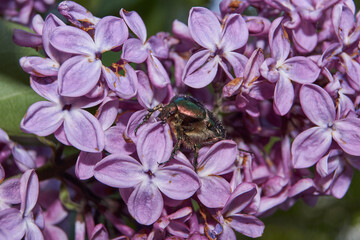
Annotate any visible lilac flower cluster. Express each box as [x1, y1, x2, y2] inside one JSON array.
[[1, 0, 55, 25], [1, 0, 360, 239]]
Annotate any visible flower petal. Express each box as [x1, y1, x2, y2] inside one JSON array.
[[197, 140, 237, 176], [292, 127, 332, 168], [227, 214, 264, 238], [223, 52, 248, 78], [183, 55, 219, 89], [243, 48, 264, 84], [95, 16, 128, 52], [124, 109, 149, 143], [0, 208, 25, 239], [63, 109, 104, 152], [120, 9, 147, 43], [154, 164, 200, 200], [121, 38, 148, 63], [257, 190, 288, 215], [42, 14, 69, 63], [43, 199, 67, 224], [58, 1, 99, 28], [260, 58, 280, 83], [332, 4, 355, 45], [273, 73, 294, 116], [13, 29, 42, 48], [0, 178, 21, 207], [25, 220, 44, 240], [340, 52, 360, 91], [331, 165, 353, 199], [136, 70, 167, 109], [222, 182, 257, 216], [288, 178, 316, 197], [220, 223, 236, 240], [96, 94, 119, 130], [282, 56, 320, 83], [94, 154, 143, 188], [269, 17, 290, 62], [291, 20, 317, 53], [58, 56, 102, 97], [104, 126, 136, 155], [12, 145, 36, 171], [43, 224, 68, 240], [20, 170, 39, 216], [50, 26, 96, 56], [299, 84, 336, 126], [90, 224, 109, 240], [188, 7, 221, 51], [20, 56, 59, 77], [137, 122, 173, 169], [197, 176, 230, 208], [54, 125, 71, 146], [221, 13, 248, 52], [75, 152, 102, 180], [147, 55, 170, 88], [21, 101, 63, 136], [333, 118, 360, 155], [102, 64, 137, 99], [30, 76, 59, 103], [127, 181, 163, 225]]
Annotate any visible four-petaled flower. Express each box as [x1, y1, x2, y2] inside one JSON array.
[[94, 122, 200, 225], [183, 7, 249, 88], [292, 84, 360, 168]]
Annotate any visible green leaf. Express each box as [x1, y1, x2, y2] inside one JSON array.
[[0, 73, 43, 136], [60, 183, 81, 211], [0, 19, 40, 83]]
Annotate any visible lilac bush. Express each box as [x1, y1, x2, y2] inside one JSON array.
[[1, 0, 360, 239]]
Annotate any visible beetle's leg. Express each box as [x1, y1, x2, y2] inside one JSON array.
[[193, 144, 201, 170], [158, 123, 183, 166], [135, 105, 163, 135], [158, 139, 182, 166]]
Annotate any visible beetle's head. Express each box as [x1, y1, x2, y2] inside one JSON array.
[[157, 103, 177, 121]]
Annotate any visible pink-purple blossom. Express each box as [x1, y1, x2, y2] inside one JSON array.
[[3, 0, 360, 239]]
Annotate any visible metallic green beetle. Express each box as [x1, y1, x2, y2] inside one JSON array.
[[136, 95, 226, 166]]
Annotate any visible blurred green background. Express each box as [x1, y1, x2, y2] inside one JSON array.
[[1, 0, 360, 239]]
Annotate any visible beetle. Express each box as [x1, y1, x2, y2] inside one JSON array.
[[135, 95, 226, 166]]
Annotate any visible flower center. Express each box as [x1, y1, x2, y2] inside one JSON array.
[[62, 104, 72, 111], [213, 47, 224, 57], [145, 170, 155, 178]]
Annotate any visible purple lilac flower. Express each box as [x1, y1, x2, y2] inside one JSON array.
[[120, 9, 171, 88], [292, 84, 360, 168], [1, 0, 55, 25], [195, 140, 237, 208], [260, 17, 320, 116], [0, 128, 37, 172], [223, 48, 273, 117], [19, 13, 70, 79], [49, 16, 128, 97], [13, 14, 43, 47], [182, 7, 249, 88], [217, 183, 264, 239], [8, 0, 360, 238], [0, 170, 43, 240], [58, 1, 100, 28], [315, 149, 360, 199], [0, 177, 20, 210], [94, 122, 200, 225], [21, 77, 105, 152]]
